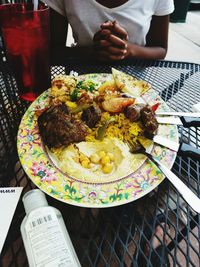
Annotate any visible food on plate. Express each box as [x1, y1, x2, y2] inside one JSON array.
[[81, 105, 102, 128], [124, 103, 158, 136], [124, 103, 146, 122], [70, 79, 98, 103], [86, 111, 143, 145], [98, 80, 118, 93], [38, 69, 158, 182], [111, 68, 151, 97], [140, 104, 159, 136], [50, 75, 77, 105], [101, 97, 134, 113], [38, 104, 88, 148], [49, 137, 145, 182]]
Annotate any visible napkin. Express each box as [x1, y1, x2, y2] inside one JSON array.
[[0, 187, 23, 253]]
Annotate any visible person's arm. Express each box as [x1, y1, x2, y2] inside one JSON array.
[[49, 8, 96, 63], [127, 15, 170, 59], [93, 15, 170, 61]]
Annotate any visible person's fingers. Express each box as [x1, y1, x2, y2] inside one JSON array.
[[100, 29, 112, 38], [93, 29, 111, 42], [106, 46, 127, 56], [98, 39, 112, 47], [101, 20, 129, 40], [94, 40, 112, 50], [93, 30, 102, 42], [112, 21, 128, 40], [93, 29, 112, 50], [101, 20, 113, 30], [108, 34, 127, 48]]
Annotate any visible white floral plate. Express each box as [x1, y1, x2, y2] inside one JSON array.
[[17, 73, 178, 208]]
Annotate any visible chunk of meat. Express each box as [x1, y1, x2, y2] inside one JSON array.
[[77, 91, 94, 105], [38, 104, 88, 148], [124, 104, 146, 122], [81, 105, 102, 128], [140, 105, 159, 135]]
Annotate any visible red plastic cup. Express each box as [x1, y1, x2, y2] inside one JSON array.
[[0, 3, 51, 101]]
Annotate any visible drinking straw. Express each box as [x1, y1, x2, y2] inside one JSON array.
[[33, 0, 38, 11]]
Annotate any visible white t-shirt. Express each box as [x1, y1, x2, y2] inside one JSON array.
[[42, 0, 174, 46]]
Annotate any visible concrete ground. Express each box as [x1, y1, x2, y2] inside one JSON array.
[[166, 10, 200, 64]]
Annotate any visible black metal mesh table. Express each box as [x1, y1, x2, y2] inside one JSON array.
[[0, 59, 200, 267]]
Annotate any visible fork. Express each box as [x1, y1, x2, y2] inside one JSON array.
[[128, 141, 200, 213]]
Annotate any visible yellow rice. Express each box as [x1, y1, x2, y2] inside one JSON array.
[[85, 112, 144, 145]]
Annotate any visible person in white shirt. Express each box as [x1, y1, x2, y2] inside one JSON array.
[[42, 0, 174, 62]]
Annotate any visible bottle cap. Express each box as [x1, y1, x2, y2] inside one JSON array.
[[22, 189, 48, 214]]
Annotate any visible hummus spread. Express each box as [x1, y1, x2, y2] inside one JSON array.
[[48, 137, 148, 183]]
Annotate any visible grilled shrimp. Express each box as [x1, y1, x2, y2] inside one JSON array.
[[102, 97, 134, 113]]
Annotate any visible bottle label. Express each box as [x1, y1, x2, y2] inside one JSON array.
[[25, 207, 78, 267]]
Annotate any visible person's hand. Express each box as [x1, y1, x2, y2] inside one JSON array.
[[93, 21, 130, 61], [101, 20, 128, 41]]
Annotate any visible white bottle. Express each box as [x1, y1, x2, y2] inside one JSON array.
[[20, 189, 81, 267]]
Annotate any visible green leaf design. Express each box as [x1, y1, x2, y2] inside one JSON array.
[[36, 152, 45, 159], [32, 150, 38, 155], [110, 193, 124, 202], [51, 189, 60, 196], [73, 196, 84, 202], [156, 169, 161, 175], [64, 184, 76, 195], [115, 186, 124, 193], [109, 194, 117, 202], [69, 187, 76, 195], [124, 192, 129, 200], [100, 199, 109, 204], [64, 184, 71, 191], [117, 194, 123, 200], [64, 195, 83, 202]]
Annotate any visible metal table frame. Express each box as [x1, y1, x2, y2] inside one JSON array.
[[0, 59, 200, 267]]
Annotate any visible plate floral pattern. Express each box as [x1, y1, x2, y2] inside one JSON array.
[[17, 73, 178, 208]]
